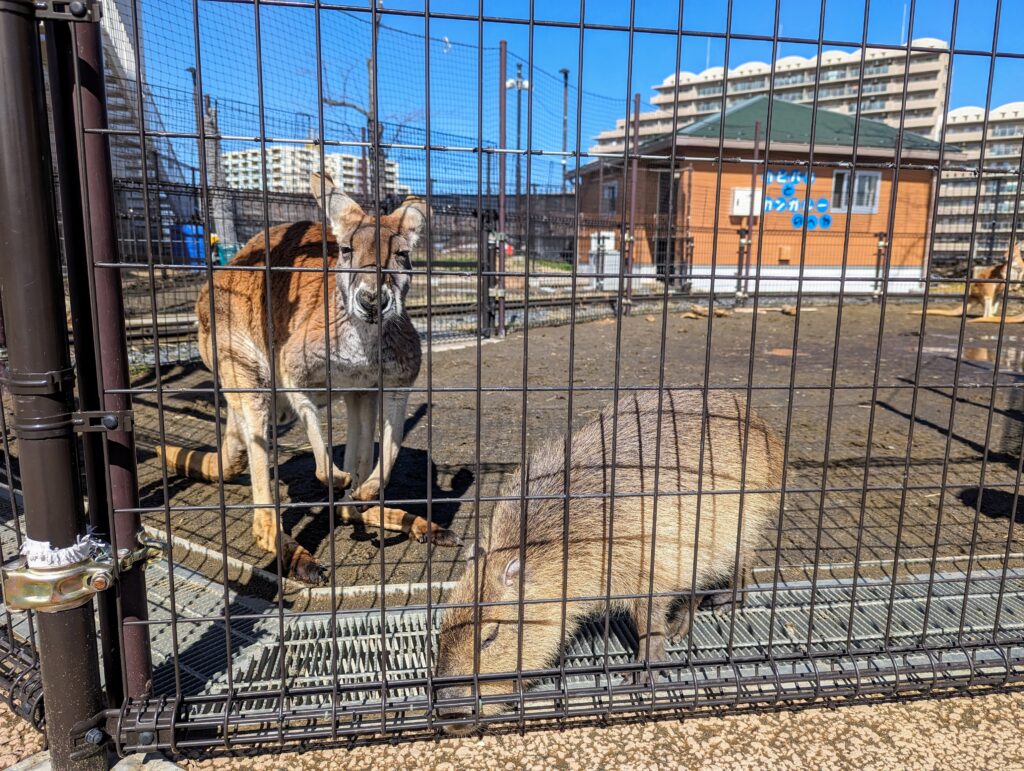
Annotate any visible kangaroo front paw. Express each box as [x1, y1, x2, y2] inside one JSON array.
[[350, 480, 380, 502], [317, 466, 352, 491]]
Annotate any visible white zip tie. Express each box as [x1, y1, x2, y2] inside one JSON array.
[[20, 530, 106, 569]]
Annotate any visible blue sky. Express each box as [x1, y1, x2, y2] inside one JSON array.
[[136, 0, 1024, 191]]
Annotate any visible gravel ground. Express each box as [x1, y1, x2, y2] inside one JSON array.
[[4, 689, 1022, 770], [0, 702, 43, 769]]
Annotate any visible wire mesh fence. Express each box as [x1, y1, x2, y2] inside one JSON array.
[[1, 0, 1024, 760]]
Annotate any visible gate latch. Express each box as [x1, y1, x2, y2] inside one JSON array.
[[34, 0, 102, 22], [117, 534, 166, 572], [73, 410, 133, 433], [1, 532, 164, 613]]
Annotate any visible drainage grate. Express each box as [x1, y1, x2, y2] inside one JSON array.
[[160, 568, 1024, 730]]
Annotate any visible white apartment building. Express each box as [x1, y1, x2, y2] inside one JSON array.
[[935, 102, 1024, 264], [591, 37, 1024, 266], [592, 37, 949, 154], [222, 146, 406, 196]]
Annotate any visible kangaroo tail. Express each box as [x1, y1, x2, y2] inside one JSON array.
[[156, 406, 246, 481]]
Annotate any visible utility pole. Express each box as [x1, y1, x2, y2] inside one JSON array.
[[560, 67, 569, 198], [506, 61, 529, 215], [322, 1, 385, 199]]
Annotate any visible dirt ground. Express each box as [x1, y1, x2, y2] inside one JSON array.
[[124, 298, 1024, 607]]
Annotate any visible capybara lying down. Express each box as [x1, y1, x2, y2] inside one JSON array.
[[434, 388, 782, 728]]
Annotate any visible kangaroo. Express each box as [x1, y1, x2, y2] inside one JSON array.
[[969, 238, 1024, 323], [433, 389, 782, 732], [157, 173, 459, 584], [922, 240, 1024, 320]]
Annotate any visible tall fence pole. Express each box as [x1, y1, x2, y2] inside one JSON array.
[[560, 67, 569, 199], [72, 18, 153, 700], [0, 2, 106, 767], [497, 40, 508, 337], [45, 17, 125, 708]]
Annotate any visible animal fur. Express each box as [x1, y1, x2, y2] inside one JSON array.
[[157, 173, 459, 585], [434, 388, 783, 730]]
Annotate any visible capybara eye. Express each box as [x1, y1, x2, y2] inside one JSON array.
[[480, 623, 499, 650]]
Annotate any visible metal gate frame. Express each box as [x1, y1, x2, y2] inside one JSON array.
[[1, 0, 1024, 765]]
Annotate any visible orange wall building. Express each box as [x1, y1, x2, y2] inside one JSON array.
[[577, 96, 951, 295]]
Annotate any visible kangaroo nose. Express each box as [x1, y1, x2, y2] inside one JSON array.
[[379, 289, 393, 313], [357, 288, 377, 315]]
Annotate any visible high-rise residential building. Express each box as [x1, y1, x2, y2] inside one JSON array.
[[590, 38, 1024, 266], [591, 38, 950, 155], [221, 146, 407, 196], [935, 102, 1024, 264]]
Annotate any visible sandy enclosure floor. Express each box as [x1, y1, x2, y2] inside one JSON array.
[[109, 298, 1024, 607]]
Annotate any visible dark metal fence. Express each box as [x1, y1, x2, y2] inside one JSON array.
[[1, 0, 1024, 766]]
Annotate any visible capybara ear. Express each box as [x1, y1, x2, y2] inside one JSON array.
[[310, 172, 365, 239], [502, 556, 520, 587]]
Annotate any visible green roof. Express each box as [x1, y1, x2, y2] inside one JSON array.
[[671, 95, 943, 152]]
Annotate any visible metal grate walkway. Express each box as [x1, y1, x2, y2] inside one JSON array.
[[144, 566, 1024, 727]]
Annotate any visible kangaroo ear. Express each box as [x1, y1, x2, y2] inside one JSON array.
[[387, 196, 428, 247], [502, 557, 520, 588], [310, 172, 364, 238]]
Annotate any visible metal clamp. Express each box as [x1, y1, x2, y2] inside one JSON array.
[[1, 547, 114, 614], [0, 367, 74, 396], [73, 410, 134, 433], [489, 287, 507, 299], [1, 533, 164, 613], [33, 0, 101, 21]]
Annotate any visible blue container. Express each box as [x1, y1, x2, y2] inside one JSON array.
[[170, 223, 206, 266]]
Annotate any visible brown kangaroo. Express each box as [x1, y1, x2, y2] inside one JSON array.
[[157, 173, 460, 584], [922, 239, 1024, 320]]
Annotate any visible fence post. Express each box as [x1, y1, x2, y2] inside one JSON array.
[[0, 1, 106, 768], [51, 14, 153, 701]]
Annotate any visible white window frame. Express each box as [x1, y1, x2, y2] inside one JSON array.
[[831, 170, 881, 214]]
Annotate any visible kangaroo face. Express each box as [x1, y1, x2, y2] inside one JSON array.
[[310, 172, 426, 325]]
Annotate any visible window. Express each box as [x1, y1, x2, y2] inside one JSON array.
[[601, 181, 618, 214], [990, 143, 1022, 157], [730, 78, 766, 93], [831, 170, 881, 214], [776, 72, 807, 86], [992, 124, 1024, 138]]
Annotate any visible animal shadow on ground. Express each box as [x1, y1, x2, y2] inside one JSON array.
[[958, 487, 1024, 525], [137, 402, 476, 570]]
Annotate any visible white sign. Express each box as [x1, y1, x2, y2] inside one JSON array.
[[590, 231, 616, 252], [731, 187, 764, 217]]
